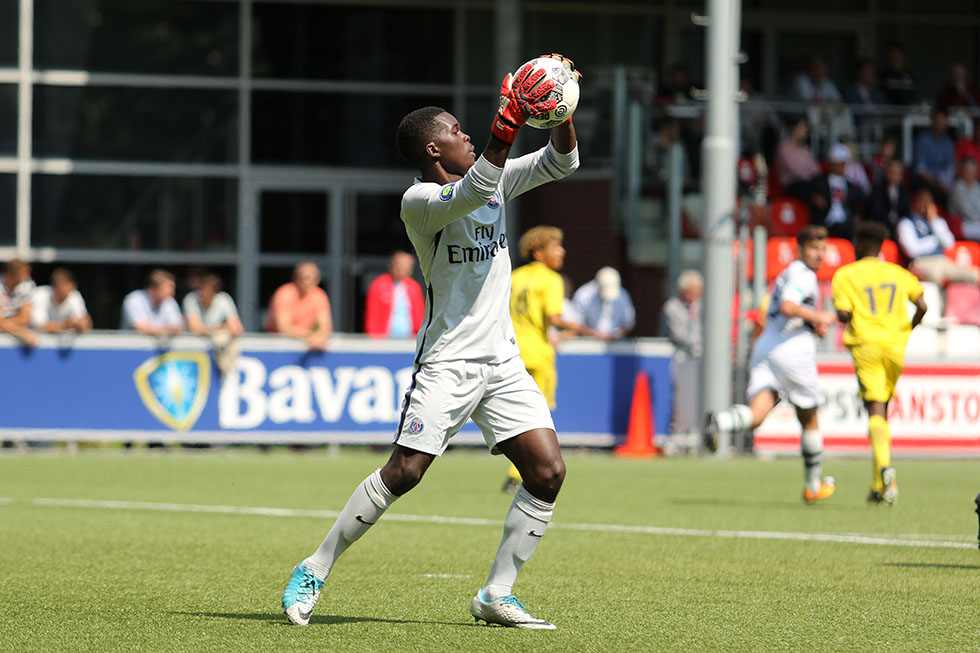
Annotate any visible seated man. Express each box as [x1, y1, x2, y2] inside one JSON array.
[[120, 269, 184, 335], [363, 251, 424, 338], [266, 261, 332, 350], [31, 268, 92, 333], [913, 108, 955, 207], [183, 273, 244, 373], [0, 258, 37, 346], [897, 189, 980, 284], [571, 267, 636, 340], [809, 143, 863, 240], [949, 157, 980, 241]]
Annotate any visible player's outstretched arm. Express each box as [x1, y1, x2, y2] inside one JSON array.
[[487, 62, 557, 165], [910, 294, 927, 328]]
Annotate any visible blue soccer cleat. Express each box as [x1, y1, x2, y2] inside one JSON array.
[[281, 560, 324, 626]]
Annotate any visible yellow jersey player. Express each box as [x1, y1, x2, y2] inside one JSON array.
[[832, 221, 927, 505], [503, 226, 593, 491]]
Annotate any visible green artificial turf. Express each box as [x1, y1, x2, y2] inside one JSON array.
[[0, 448, 977, 652]]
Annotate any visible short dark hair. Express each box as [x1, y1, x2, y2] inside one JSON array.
[[854, 221, 889, 257], [796, 225, 828, 247], [396, 106, 446, 168], [147, 268, 175, 288], [50, 267, 74, 285], [200, 274, 223, 292]]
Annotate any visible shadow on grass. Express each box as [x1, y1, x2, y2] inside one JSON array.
[[172, 612, 476, 627], [882, 562, 980, 570]]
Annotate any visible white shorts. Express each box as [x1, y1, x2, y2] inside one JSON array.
[[746, 345, 823, 409], [394, 355, 555, 456]]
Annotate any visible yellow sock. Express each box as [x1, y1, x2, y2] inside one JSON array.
[[868, 415, 891, 492], [508, 463, 522, 482]]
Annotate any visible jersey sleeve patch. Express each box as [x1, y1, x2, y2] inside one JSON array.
[[439, 183, 455, 202]]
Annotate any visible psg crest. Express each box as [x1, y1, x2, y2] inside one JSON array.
[[133, 351, 211, 431]]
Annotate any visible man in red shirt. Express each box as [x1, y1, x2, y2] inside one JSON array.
[[363, 251, 425, 338], [266, 262, 333, 350]]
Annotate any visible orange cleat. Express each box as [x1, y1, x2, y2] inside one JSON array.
[[803, 477, 836, 504]]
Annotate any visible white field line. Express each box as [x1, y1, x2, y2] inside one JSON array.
[[0, 497, 12, 506], [29, 497, 977, 550]]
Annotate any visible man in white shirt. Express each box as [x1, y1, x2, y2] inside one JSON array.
[[120, 269, 184, 335], [949, 157, 980, 241], [897, 188, 980, 284], [0, 258, 37, 346], [281, 55, 580, 631], [707, 226, 838, 504], [183, 273, 243, 374], [31, 268, 91, 333]]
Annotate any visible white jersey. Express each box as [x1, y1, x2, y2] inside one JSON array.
[[754, 259, 819, 357], [401, 141, 579, 365]]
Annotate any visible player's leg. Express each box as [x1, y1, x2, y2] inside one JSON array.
[[709, 389, 777, 432], [503, 364, 557, 492], [795, 406, 835, 503], [865, 400, 894, 503], [469, 358, 562, 628], [853, 343, 900, 504], [282, 445, 433, 625]]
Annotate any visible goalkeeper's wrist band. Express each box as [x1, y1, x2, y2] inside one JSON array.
[[491, 115, 520, 144]]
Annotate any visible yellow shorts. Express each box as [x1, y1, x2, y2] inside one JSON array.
[[847, 342, 905, 403], [525, 364, 557, 410]]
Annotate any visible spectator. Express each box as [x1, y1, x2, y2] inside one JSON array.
[[935, 62, 980, 112], [879, 41, 918, 105], [913, 108, 956, 207], [950, 158, 980, 241], [793, 57, 841, 103], [183, 273, 244, 374], [571, 267, 636, 341], [31, 268, 91, 333], [659, 270, 703, 359], [655, 62, 696, 105], [0, 259, 37, 347], [266, 261, 332, 350], [897, 189, 980, 284], [363, 251, 424, 338], [870, 132, 899, 185], [869, 158, 911, 238], [809, 143, 863, 240], [842, 141, 872, 199], [120, 269, 184, 335], [843, 59, 883, 107], [954, 117, 980, 164], [774, 116, 821, 203]]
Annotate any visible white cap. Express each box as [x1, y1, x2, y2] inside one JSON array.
[[595, 266, 621, 302], [828, 143, 851, 164]]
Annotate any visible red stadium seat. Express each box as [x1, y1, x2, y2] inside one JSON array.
[[768, 197, 810, 237], [766, 237, 797, 281], [944, 214, 965, 240], [737, 157, 758, 187], [816, 238, 855, 281], [945, 283, 980, 326], [878, 239, 899, 264], [945, 240, 980, 268]]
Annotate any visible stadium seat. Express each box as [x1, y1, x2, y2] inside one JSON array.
[[944, 214, 965, 240], [768, 197, 810, 237], [945, 240, 980, 269], [905, 324, 942, 357], [945, 324, 980, 357], [878, 239, 899, 264], [915, 281, 946, 326], [944, 283, 980, 326], [766, 237, 797, 281], [816, 238, 855, 281]]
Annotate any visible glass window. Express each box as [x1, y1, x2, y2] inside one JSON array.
[[259, 191, 328, 254], [252, 4, 451, 82], [33, 86, 238, 163], [0, 3, 17, 66], [34, 0, 238, 75], [464, 10, 495, 87], [252, 91, 452, 167], [31, 175, 237, 251], [523, 11, 660, 74], [0, 85, 16, 154], [354, 193, 414, 256], [0, 174, 14, 245]]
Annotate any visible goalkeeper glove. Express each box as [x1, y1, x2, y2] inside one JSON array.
[[491, 62, 558, 144]]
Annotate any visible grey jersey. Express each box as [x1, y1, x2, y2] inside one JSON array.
[[755, 259, 819, 356], [400, 142, 579, 364]]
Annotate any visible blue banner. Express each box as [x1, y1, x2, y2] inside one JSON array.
[[0, 334, 674, 445]]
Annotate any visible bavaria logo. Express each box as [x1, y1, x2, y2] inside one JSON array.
[[407, 416, 424, 434], [439, 183, 455, 202], [487, 192, 500, 209], [134, 351, 211, 431]]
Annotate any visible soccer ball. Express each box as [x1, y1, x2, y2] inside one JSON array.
[[519, 57, 580, 130]]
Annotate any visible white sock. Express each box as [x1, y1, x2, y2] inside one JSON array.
[[801, 429, 823, 491], [714, 404, 753, 431], [481, 484, 554, 601], [305, 469, 397, 580]]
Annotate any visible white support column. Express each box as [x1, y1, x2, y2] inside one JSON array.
[[16, 0, 33, 256], [700, 0, 740, 455]]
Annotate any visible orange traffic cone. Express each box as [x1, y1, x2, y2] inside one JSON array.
[[614, 371, 659, 458]]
